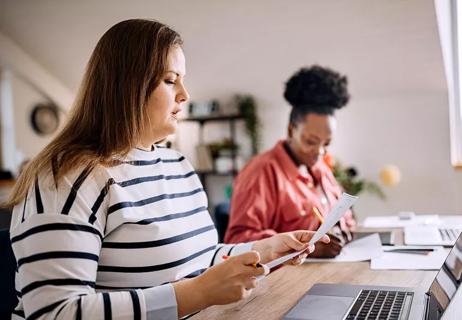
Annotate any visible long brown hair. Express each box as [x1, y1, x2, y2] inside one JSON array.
[[6, 19, 183, 207]]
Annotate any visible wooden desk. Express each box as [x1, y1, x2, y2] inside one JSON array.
[[191, 262, 436, 319]]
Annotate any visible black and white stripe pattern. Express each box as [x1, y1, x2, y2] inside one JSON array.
[[10, 146, 249, 319]]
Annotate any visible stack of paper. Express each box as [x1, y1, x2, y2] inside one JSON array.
[[370, 246, 449, 270], [305, 233, 383, 263], [362, 215, 440, 228]]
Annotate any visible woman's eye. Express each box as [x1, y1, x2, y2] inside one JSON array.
[[306, 140, 317, 146], [165, 80, 176, 85]]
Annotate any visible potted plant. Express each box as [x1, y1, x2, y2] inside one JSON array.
[[324, 154, 385, 199], [236, 95, 260, 155], [206, 138, 240, 159]]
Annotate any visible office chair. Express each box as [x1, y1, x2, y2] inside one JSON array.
[[0, 228, 18, 319], [214, 202, 230, 243]]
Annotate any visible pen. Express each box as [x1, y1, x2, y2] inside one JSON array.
[[222, 255, 263, 268], [385, 248, 435, 255], [312, 206, 324, 224]]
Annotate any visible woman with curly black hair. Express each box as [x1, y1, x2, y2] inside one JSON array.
[[225, 65, 356, 258]]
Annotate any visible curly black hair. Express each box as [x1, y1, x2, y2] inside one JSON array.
[[284, 65, 350, 124]]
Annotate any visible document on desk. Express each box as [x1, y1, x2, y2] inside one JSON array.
[[304, 233, 383, 263], [264, 193, 358, 270], [371, 246, 449, 270], [362, 215, 440, 228]]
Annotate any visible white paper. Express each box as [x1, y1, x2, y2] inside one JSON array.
[[371, 246, 449, 270], [264, 193, 358, 270], [439, 215, 462, 226], [362, 215, 440, 228], [304, 233, 383, 263]]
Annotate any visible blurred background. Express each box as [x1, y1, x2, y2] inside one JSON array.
[[0, 0, 460, 223]]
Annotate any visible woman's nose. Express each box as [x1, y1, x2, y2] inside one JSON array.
[[177, 85, 190, 103]]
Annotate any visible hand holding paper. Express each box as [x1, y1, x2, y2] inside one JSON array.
[[264, 193, 358, 270]]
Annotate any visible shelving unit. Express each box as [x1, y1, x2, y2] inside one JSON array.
[[183, 114, 245, 192]]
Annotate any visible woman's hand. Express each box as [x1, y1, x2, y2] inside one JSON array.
[[252, 230, 330, 265], [173, 251, 268, 317], [309, 232, 344, 258]]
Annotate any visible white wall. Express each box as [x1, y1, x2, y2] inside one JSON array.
[[11, 74, 62, 161], [172, 0, 462, 218], [0, 32, 73, 111], [334, 93, 462, 218], [0, 31, 72, 171]]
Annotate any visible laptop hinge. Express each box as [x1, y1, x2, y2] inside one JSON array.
[[423, 292, 431, 320]]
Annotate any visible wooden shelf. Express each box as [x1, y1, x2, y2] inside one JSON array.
[[183, 114, 243, 193], [0, 179, 15, 187], [182, 114, 244, 123]]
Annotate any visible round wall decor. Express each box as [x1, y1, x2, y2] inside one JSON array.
[[30, 103, 60, 135]]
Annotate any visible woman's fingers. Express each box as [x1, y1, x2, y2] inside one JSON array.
[[242, 288, 253, 299], [284, 232, 311, 251], [237, 251, 261, 265], [230, 251, 268, 277], [320, 234, 330, 243], [243, 277, 258, 290], [293, 230, 314, 243], [292, 231, 330, 245], [291, 252, 308, 265]]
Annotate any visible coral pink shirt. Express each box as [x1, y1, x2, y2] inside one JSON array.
[[224, 140, 356, 243]]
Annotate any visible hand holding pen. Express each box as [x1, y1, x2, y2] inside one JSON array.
[[310, 206, 345, 258], [222, 255, 268, 269], [313, 206, 345, 242], [186, 251, 268, 307]]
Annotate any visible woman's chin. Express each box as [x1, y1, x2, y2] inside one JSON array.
[[304, 159, 318, 168], [165, 122, 178, 135]]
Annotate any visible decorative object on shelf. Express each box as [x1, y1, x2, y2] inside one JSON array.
[[379, 164, 401, 187], [215, 157, 234, 173], [206, 139, 240, 173], [30, 103, 60, 135], [183, 111, 243, 195], [195, 144, 214, 171], [206, 138, 240, 159], [324, 154, 385, 200], [188, 100, 220, 117], [236, 95, 260, 155]]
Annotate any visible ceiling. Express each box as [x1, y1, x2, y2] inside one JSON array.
[[0, 0, 446, 98]]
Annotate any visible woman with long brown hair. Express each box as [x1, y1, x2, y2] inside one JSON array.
[[7, 19, 328, 319]]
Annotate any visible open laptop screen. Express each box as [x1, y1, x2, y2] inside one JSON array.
[[428, 232, 462, 313]]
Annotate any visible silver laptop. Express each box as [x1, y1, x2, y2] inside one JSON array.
[[404, 226, 462, 246], [283, 233, 462, 320]]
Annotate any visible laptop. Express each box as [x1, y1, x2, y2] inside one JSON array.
[[353, 231, 394, 246], [283, 233, 462, 320], [404, 225, 462, 246]]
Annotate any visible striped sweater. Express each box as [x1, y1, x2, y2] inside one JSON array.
[[10, 146, 251, 320]]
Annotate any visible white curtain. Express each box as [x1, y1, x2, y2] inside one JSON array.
[[435, 0, 462, 167]]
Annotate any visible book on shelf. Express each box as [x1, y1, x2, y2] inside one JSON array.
[[195, 144, 213, 172]]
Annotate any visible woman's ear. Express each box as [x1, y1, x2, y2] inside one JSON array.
[[287, 123, 294, 138]]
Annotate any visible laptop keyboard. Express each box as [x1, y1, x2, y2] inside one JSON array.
[[345, 289, 413, 320], [439, 228, 462, 242]]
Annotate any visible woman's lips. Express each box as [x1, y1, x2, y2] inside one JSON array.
[[171, 109, 181, 120]]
